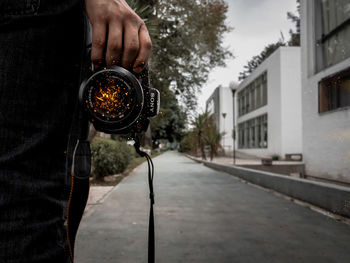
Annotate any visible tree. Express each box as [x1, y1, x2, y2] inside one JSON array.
[[150, 88, 187, 143], [238, 0, 300, 80], [179, 131, 196, 153], [238, 41, 286, 80], [203, 116, 222, 161], [191, 111, 210, 160], [151, 0, 233, 110], [180, 112, 223, 160], [128, 0, 232, 145], [287, 0, 301, 46]]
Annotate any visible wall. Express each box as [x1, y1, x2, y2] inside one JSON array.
[[236, 47, 302, 159], [236, 48, 278, 157], [219, 86, 234, 151], [301, 0, 350, 183], [280, 47, 303, 156], [206, 86, 234, 151], [206, 88, 220, 129]]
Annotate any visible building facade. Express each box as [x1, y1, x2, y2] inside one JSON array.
[[236, 47, 303, 159], [206, 86, 234, 152], [301, 0, 350, 183]]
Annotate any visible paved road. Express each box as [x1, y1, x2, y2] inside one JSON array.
[[75, 151, 350, 263]]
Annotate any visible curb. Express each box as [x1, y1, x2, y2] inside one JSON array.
[[188, 155, 350, 218]]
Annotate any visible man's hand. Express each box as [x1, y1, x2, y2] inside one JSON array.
[[85, 0, 152, 73]]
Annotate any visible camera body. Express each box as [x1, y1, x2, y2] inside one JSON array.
[[79, 60, 160, 135]]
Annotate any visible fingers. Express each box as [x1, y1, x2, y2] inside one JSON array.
[[106, 21, 123, 66], [86, 0, 152, 71], [91, 22, 107, 69], [121, 21, 140, 70], [133, 23, 152, 73]]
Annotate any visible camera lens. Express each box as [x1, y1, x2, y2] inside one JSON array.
[[80, 66, 144, 132], [90, 71, 134, 121]]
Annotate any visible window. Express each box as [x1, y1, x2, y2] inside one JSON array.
[[249, 120, 255, 148], [238, 123, 243, 149], [257, 119, 262, 148], [262, 78, 268, 105], [250, 85, 255, 110], [319, 67, 350, 113], [316, 0, 350, 71], [244, 122, 249, 148], [237, 72, 268, 117], [256, 84, 261, 107], [207, 99, 214, 115], [238, 114, 268, 149], [262, 115, 268, 148]]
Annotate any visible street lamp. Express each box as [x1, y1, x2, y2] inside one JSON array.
[[230, 85, 237, 165], [222, 112, 227, 151]]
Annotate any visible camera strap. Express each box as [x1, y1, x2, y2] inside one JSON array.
[[133, 138, 155, 263]]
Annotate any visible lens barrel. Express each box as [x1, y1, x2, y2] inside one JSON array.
[[79, 66, 144, 132]]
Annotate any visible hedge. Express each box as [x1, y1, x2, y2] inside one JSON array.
[[90, 137, 134, 180]]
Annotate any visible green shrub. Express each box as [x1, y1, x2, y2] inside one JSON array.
[[179, 133, 195, 153], [90, 137, 134, 180]]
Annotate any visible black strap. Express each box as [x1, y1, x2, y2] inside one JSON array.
[[134, 139, 155, 263]]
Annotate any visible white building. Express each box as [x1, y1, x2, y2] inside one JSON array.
[[301, 0, 350, 184], [236, 47, 303, 159], [206, 85, 234, 152]]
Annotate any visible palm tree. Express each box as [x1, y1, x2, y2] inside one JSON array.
[[191, 111, 210, 160], [203, 116, 222, 161]]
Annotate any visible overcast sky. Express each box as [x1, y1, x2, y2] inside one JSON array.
[[197, 0, 298, 111]]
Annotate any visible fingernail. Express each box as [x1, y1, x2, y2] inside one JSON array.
[[133, 61, 145, 73], [95, 60, 105, 70]]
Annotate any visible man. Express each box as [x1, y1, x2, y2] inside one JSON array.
[[0, 0, 152, 262]]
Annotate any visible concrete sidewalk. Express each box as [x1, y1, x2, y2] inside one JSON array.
[[85, 186, 114, 212], [75, 151, 350, 263], [189, 155, 350, 219]]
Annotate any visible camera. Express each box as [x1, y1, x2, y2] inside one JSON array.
[[78, 17, 159, 135], [79, 63, 160, 135]]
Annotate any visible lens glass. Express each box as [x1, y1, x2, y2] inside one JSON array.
[[87, 71, 135, 121]]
